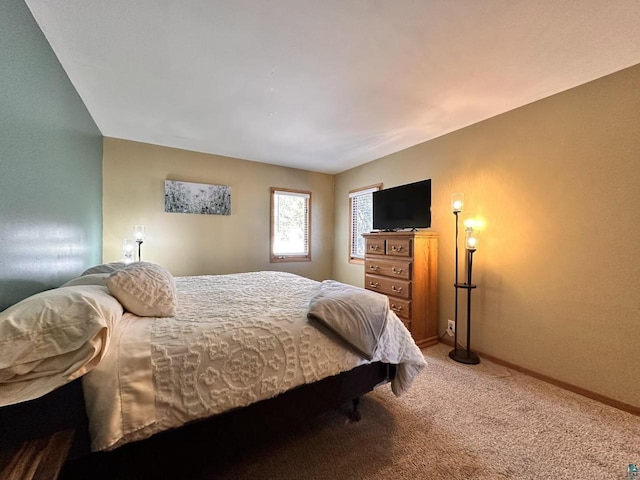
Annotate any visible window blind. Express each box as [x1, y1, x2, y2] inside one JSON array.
[[349, 186, 379, 259]]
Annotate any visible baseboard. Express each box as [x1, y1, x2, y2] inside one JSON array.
[[437, 336, 639, 417]]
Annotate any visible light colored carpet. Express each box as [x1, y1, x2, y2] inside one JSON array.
[[208, 342, 640, 480]]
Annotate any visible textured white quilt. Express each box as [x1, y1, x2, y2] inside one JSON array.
[[83, 271, 426, 451]]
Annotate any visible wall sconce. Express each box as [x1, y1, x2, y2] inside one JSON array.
[[133, 225, 145, 262], [122, 238, 135, 264]]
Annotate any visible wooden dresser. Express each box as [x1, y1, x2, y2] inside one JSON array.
[[362, 231, 438, 348]]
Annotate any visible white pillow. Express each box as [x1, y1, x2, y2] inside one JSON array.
[[0, 285, 123, 406], [106, 262, 177, 317], [82, 262, 128, 276]]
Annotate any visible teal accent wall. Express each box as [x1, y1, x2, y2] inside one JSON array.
[[0, 0, 103, 310]]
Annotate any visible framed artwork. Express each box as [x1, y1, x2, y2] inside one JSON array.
[[164, 180, 231, 215]]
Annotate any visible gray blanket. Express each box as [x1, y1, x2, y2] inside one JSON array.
[[307, 280, 389, 360]]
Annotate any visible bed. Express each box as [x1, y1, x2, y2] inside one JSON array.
[[0, 264, 426, 466]]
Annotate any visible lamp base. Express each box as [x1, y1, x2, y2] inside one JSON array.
[[448, 348, 480, 365]]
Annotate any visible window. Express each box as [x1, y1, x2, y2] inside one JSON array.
[[270, 187, 311, 262], [349, 184, 381, 263]]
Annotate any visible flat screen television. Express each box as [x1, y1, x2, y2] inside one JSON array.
[[373, 179, 431, 231]]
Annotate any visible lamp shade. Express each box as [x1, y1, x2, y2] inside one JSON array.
[[133, 225, 146, 242], [122, 238, 135, 263], [463, 218, 476, 230], [465, 230, 479, 251], [451, 193, 464, 213]]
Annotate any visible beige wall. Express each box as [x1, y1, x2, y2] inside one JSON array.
[[333, 64, 640, 408], [103, 138, 334, 280]]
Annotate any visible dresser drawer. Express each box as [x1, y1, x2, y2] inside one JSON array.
[[365, 258, 411, 280], [389, 298, 411, 320], [365, 274, 411, 299], [365, 238, 385, 255], [386, 238, 412, 257]]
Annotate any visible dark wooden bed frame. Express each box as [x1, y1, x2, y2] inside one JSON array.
[[1, 361, 396, 478]]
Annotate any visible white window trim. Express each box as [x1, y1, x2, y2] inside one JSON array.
[[270, 187, 311, 263]]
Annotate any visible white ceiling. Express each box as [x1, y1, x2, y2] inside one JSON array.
[[26, 0, 640, 174]]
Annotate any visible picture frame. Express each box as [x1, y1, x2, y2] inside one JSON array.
[[164, 180, 231, 215]]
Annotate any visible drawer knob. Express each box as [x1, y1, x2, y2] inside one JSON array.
[[369, 265, 379, 271], [392, 267, 403, 274], [391, 285, 403, 293], [391, 304, 403, 312], [391, 245, 404, 252], [369, 244, 379, 250], [369, 281, 379, 288]]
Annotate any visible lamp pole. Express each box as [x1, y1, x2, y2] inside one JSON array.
[[464, 247, 478, 363], [453, 210, 460, 354], [136, 239, 143, 262]]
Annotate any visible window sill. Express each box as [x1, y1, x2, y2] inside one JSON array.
[[270, 256, 311, 263]]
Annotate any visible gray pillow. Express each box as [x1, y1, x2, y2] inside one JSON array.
[[82, 262, 128, 276], [61, 273, 110, 288], [307, 280, 389, 360]]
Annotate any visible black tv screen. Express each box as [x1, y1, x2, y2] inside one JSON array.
[[373, 179, 431, 230]]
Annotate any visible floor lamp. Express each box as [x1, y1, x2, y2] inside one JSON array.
[[133, 225, 145, 262], [449, 194, 480, 365]]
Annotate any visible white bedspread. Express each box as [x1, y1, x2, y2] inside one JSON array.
[[83, 271, 426, 452]]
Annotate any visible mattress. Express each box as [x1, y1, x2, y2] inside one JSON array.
[[82, 271, 427, 451]]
